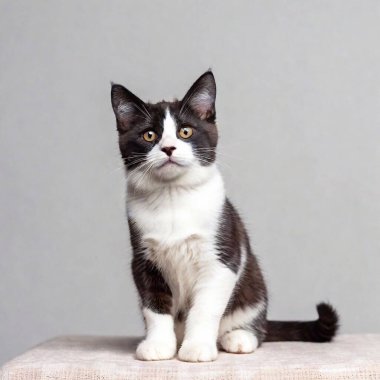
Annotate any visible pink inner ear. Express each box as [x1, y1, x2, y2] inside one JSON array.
[[118, 103, 134, 117], [117, 103, 133, 114], [191, 91, 213, 119]]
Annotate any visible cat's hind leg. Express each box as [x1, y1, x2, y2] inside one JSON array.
[[218, 300, 267, 354]]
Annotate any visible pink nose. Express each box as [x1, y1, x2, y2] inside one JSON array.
[[161, 146, 176, 157]]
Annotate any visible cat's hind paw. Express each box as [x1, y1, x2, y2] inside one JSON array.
[[136, 338, 177, 361], [220, 329, 258, 354]]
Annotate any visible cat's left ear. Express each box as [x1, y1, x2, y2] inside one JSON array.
[[181, 71, 216, 121]]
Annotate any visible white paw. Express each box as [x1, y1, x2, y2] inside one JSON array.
[[178, 340, 218, 362], [136, 338, 177, 361], [220, 329, 258, 354]]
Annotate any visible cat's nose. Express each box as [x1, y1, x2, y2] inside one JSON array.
[[161, 146, 176, 157]]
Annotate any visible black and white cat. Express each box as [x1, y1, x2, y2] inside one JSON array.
[[110, 71, 338, 362]]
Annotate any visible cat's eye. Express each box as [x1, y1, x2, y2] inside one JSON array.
[[179, 126, 193, 139], [143, 131, 158, 142]]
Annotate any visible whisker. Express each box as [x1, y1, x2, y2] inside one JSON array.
[[141, 103, 152, 119]]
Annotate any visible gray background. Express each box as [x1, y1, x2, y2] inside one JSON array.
[[1, 0, 379, 365]]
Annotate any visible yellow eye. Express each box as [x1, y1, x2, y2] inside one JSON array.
[[143, 130, 158, 142], [179, 126, 193, 139]]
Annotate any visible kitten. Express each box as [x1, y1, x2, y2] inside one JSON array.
[[110, 71, 339, 362]]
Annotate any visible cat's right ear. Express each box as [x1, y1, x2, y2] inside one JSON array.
[[111, 83, 146, 132]]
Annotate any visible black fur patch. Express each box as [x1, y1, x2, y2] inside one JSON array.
[[265, 303, 339, 342], [129, 218, 172, 314]]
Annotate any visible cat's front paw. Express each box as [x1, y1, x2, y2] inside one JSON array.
[[136, 338, 177, 361], [178, 340, 218, 362]]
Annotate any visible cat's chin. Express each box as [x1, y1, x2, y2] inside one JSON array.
[[152, 162, 189, 182]]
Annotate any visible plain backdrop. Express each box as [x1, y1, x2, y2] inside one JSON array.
[[1, 0, 379, 365]]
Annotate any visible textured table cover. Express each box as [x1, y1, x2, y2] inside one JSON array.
[[1, 335, 380, 380]]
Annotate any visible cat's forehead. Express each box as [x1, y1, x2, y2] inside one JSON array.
[[147, 100, 181, 119]]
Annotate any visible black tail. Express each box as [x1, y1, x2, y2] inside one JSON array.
[[265, 303, 339, 342]]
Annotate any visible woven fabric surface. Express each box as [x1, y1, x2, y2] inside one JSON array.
[[1, 334, 380, 380]]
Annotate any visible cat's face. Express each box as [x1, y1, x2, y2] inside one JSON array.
[[111, 71, 218, 184]]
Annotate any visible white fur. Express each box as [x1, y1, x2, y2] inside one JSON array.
[[236, 244, 247, 281], [160, 109, 178, 148], [220, 329, 259, 354], [178, 265, 237, 362], [128, 109, 254, 362], [136, 308, 176, 360], [177, 340, 218, 362]]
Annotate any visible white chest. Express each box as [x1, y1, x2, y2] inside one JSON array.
[[127, 171, 224, 243], [146, 236, 209, 312], [127, 170, 225, 311]]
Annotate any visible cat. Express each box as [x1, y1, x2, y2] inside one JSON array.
[[110, 71, 339, 362]]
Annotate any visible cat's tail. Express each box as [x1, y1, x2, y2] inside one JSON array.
[[265, 302, 339, 342]]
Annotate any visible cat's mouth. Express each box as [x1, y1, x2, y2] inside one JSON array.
[[157, 158, 184, 169]]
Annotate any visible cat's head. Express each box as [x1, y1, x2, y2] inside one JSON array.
[[111, 71, 218, 187]]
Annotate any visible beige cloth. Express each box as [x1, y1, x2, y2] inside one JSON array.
[[1, 334, 380, 380]]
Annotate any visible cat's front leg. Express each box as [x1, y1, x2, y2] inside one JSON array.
[[136, 308, 177, 361], [178, 264, 237, 362], [132, 255, 177, 361]]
